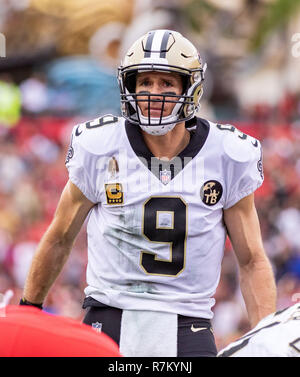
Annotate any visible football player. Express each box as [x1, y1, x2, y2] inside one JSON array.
[[20, 30, 276, 357], [217, 303, 300, 357]]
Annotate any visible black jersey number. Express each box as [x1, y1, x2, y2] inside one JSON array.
[[216, 123, 259, 147], [86, 115, 118, 129], [140, 197, 187, 276]]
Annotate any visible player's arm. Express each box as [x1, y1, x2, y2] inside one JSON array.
[[223, 193, 277, 328], [22, 180, 95, 306]]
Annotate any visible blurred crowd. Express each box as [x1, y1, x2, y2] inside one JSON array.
[[1, 0, 300, 352]]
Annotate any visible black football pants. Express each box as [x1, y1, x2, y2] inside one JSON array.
[[83, 303, 217, 357]]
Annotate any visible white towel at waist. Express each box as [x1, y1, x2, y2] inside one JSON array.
[[119, 310, 177, 357]]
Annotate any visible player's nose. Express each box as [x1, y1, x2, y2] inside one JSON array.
[[147, 80, 162, 95], [149, 84, 164, 101]]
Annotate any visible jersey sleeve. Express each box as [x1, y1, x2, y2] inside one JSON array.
[[223, 136, 264, 209], [65, 126, 99, 203]]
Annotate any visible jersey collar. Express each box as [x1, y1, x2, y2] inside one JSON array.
[[125, 117, 210, 182]]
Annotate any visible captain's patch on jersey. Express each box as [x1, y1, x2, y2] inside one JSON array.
[[200, 180, 223, 206], [105, 183, 124, 204]]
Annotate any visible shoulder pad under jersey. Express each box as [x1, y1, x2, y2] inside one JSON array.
[[72, 114, 123, 155], [214, 123, 261, 163]]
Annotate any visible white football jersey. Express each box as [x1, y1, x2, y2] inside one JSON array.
[[217, 303, 300, 357], [65, 115, 263, 319]]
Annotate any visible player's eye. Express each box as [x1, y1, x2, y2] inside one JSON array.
[[162, 80, 174, 87], [138, 79, 151, 87]]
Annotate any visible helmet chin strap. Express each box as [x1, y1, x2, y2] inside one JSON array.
[[137, 108, 178, 136], [140, 122, 178, 136]]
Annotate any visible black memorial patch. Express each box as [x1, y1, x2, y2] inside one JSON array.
[[200, 180, 223, 206]]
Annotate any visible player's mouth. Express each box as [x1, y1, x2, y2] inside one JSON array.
[[148, 107, 164, 117]]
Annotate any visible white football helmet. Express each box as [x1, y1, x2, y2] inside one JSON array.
[[118, 29, 207, 135]]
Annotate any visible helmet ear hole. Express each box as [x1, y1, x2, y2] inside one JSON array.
[[127, 101, 136, 116], [124, 72, 137, 93], [180, 74, 189, 95]]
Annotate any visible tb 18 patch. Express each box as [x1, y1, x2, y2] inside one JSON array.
[[105, 183, 124, 204], [200, 180, 223, 206]]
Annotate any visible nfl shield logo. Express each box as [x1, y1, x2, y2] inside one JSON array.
[[92, 322, 103, 333], [160, 169, 171, 185]]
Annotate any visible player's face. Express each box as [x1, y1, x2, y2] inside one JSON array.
[[135, 71, 183, 118]]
